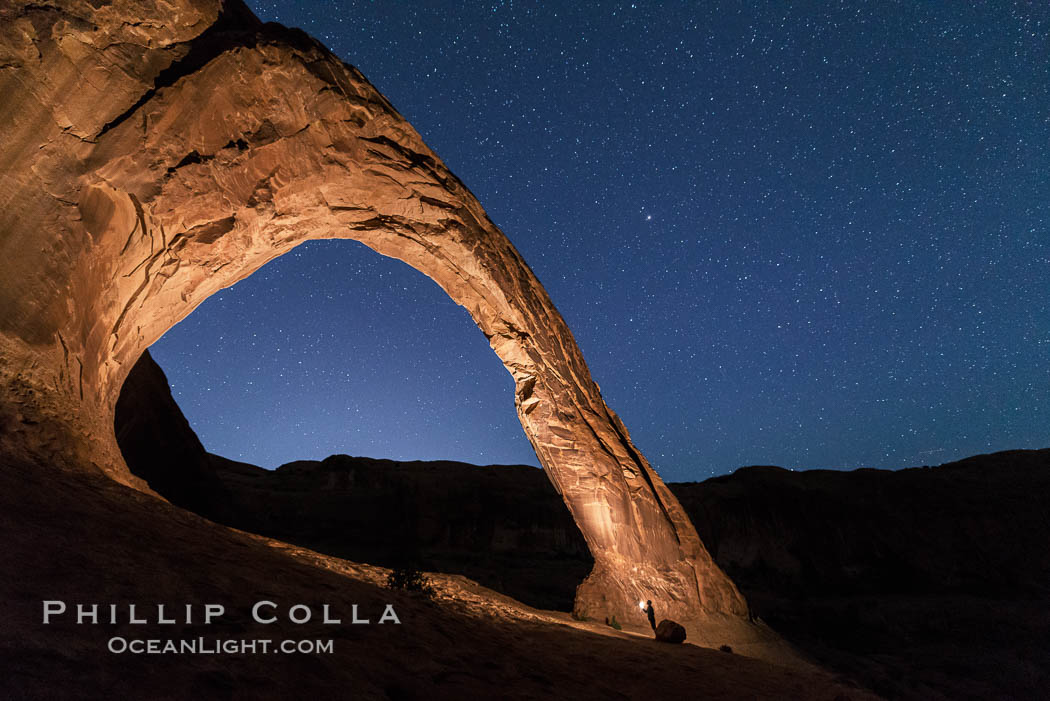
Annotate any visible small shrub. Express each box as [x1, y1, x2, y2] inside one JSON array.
[[606, 615, 622, 631], [719, 644, 733, 654], [386, 566, 434, 598]]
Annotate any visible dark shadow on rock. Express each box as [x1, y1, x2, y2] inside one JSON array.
[[115, 351, 1050, 698], [114, 350, 232, 518]]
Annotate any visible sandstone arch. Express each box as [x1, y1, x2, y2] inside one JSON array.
[[0, 0, 749, 631]]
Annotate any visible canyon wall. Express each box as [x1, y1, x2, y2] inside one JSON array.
[[0, 0, 749, 631]]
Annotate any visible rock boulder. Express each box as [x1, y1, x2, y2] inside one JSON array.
[[655, 619, 687, 644]]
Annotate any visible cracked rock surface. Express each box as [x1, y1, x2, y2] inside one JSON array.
[[0, 0, 756, 635]]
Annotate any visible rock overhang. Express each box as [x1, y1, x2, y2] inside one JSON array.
[[0, 0, 756, 636]]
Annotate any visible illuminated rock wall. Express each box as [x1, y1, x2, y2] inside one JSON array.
[[0, 0, 749, 629]]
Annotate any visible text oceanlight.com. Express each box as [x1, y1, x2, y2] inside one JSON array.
[[108, 637, 335, 655]]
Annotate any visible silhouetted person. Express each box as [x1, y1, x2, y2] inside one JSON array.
[[644, 600, 656, 631]]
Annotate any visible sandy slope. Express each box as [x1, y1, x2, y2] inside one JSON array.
[[0, 456, 878, 700]]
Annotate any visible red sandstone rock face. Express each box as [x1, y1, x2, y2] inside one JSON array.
[[0, 0, 749, 631]]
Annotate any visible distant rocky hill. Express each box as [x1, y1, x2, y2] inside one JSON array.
[[115, 352, 593, 611], [117, 350, 1050, 699], [678, 453, 1050, 601], [676, 453, 1050, 700], [208, 453, 592, 612]]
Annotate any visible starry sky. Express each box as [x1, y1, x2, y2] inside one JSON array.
[[150, 1, 1050, 482]]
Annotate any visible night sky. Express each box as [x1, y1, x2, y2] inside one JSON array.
[[150, 1, 1049, 482]]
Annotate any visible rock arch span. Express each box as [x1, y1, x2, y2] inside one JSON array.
[[0, 0, 748, 630]]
